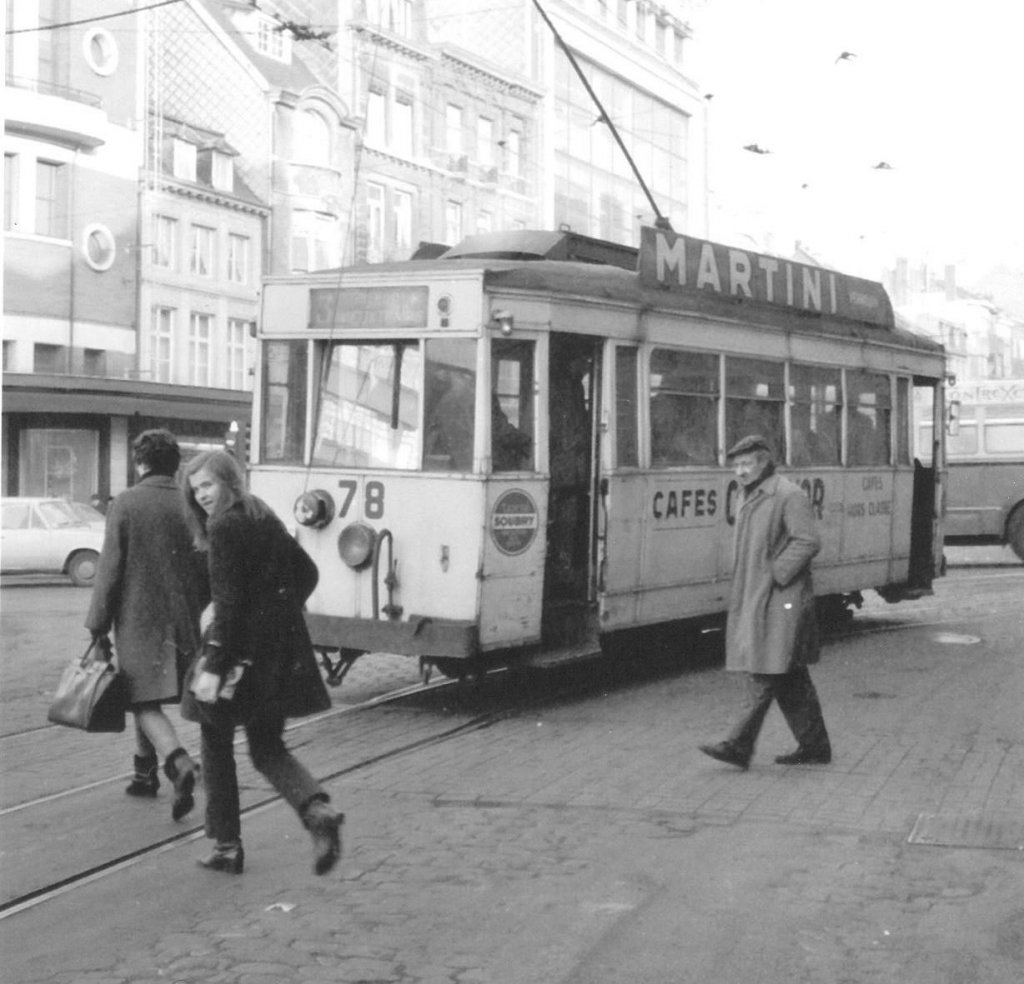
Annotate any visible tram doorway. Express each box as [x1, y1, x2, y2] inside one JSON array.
[[542, 333, 602, 647]]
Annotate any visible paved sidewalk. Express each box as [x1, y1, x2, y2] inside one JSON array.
[[2, 574, 1023, 984]]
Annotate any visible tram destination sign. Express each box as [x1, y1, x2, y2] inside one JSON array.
[[309, 285, 429, 331], [638, 226, 893, 328]]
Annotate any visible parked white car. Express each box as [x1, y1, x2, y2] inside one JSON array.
[[0, 497, 105, 586]]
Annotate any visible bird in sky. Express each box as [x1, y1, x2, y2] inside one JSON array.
[[703, 93, 714, 101], [835, 50, 856, 63], [872, 161, 894, 169], [800, 182, 810, 189], [743, 143, 771, 154]]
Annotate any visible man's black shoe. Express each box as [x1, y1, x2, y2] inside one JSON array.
[[775, 747, 831, 765], [698, 741, 749, 770]]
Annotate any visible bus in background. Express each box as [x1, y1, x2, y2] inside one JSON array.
[[918, 379, 1024, 561]]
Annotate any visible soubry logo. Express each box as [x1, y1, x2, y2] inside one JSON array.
[[490, 489, 538, 556]]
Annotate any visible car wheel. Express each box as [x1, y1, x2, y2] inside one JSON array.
[[67, 550, 100, 587]]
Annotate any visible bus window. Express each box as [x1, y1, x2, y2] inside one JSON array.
[[423, 339, 477, 472], [846, 370, 891, 466], [311, 341, 421, 469], [789, 364, 841, 466], [649, 348, 718, 466], [725, 357, 784, 457], [895, 377, 911, 465], [984, 421, 1024, 454], [615, 346, 639, 468], [261, 340, 308, 462], [492, 339, 534, 471]]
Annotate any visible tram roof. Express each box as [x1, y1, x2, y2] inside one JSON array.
[[359, 254, 941, 357]]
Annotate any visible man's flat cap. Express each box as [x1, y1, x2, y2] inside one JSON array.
[[726, 434, 773, 459]]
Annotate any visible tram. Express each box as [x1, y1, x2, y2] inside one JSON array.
[[250, 226, 947, 681]]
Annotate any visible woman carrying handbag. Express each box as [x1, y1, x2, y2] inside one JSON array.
[[180, 449, 342, 876]]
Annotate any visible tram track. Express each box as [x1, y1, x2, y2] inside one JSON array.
[[0, 675, 503, 920]]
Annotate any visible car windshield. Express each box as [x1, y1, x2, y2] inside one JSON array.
[[68, 502, 105, 524], [38, 501, 83, 528]]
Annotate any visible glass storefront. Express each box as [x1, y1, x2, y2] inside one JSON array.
[[19, 428, 99, 501]]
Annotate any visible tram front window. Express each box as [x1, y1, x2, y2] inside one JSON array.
[[312, 341, 421, 469], [261, 340, 307, 462], [423, 339, 477, 472]]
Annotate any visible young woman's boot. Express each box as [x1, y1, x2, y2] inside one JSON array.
[[197, 840, 244, 874], [163, 747, 197, 821], [301, 797, 343, 875], [125, 753, 160, 797]]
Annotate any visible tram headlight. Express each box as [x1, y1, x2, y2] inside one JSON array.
[[338, 521, 377, 569], [293, 490, 335, 529]]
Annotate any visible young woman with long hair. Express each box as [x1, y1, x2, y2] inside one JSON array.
[[180, 449, 342, 875]]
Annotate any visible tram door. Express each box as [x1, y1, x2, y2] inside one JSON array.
[[543, 333, 602, 647]]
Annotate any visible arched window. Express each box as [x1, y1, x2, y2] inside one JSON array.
[[295, 108, 331, 165]]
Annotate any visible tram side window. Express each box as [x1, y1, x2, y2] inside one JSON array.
[[615, 346, 639, 468], [725, 357, 785, 457], [789, 364, 841, 466], [491, 338, 534, 471], [261, 340, 308, 462], [423, 338, 477, 472], [649, 348, 719, 466], [311, 341, 421, 469], [846, 370, 891, 466]]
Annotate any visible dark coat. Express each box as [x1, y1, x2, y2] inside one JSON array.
[[85, 474, 209, 704], [725, 472, 821, 674], [181, 499, 330, 724]]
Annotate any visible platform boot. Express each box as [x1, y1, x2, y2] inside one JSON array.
[[301, 796, 344, 876], [125, 753, 160, 797], [163, 747, 197, 821]]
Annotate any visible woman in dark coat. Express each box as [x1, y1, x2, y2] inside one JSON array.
[[181, 449, 341, 876], [86, 429, 207, 820]]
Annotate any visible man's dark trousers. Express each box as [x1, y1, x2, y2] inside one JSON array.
[[727, 666, 830, 757]]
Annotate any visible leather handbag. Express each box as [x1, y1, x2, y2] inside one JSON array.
[[47, 635, 128, 733]]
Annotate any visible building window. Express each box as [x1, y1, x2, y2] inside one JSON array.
[[210, 151, 233, 191], [256, 16, 289, 62], [392, 93, 413, 157], [34, 343, 66, 374], [151, 306, 174, 383], [446, 104, 463, 154], [367, 0, 412, 34], [366, 182, 385, 263], [476, 210, 493, 235], [188, 313, 212, 386], [476, 117, 494, 165], [82, 223, 116, 271], [190, 225, 214, 277], [2, 340, 14, 372], [4, 153, 17, 231], [172, 139, 196, 181], [296, 108, 331, 165], [35, 160, 68, 239], [154, 215, 177, 268], [393, 188, 412, 257], [83, 28, 118, 75], [366, 88, 386, 146], [83, 348, 106, 377], [227, 318, 249, 390], [291, 210, 339, 272], [445, 200, 463, 246], [227, 233, 249, 284], [505, 130, 522, 177]]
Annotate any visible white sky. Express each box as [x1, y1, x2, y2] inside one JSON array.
[[687, 0, 1023, 282]]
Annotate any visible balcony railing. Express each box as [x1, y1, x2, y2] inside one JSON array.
[[5, 74, 103, 109]]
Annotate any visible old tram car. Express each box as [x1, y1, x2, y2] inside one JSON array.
[[251, 227, 947, 682]]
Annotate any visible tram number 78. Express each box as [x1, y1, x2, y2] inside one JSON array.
[[337, 479, 386, 519]]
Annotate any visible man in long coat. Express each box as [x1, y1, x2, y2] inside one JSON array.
[[86, 429, 209, 817], [699, 434, 832, 769]]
